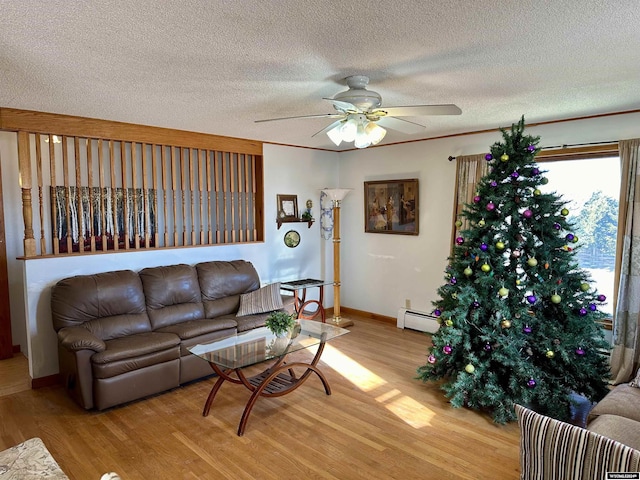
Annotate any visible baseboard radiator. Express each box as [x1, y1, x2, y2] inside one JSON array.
[[396, 308, 440, 333]]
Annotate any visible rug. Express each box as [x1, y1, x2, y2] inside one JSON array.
[[0, 437, 69, 479]]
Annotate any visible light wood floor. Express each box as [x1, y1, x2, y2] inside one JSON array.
[[0, 316, 521, 479]]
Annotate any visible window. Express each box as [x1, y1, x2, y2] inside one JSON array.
[[538, 154, 620, 318]]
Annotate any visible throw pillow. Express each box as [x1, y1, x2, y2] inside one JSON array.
[[236, 283, 283, 317], [630, 367, 640, 388], [515, 404, 640, 480]]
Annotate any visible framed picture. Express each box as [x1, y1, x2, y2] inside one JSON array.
[[364, 179, 419, 235], [277, 194, 299, 221]]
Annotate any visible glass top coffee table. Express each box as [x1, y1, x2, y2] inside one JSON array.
[[188, 319, 349, 436]]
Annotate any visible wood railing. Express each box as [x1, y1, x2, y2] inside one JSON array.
[[1, 108, 264, 258]]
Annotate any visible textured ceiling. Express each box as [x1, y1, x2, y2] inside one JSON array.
[[2, 0, 640, 151]]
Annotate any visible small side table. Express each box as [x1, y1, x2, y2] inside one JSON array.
[[280, 279, 332, 323]]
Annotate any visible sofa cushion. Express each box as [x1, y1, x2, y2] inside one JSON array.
[[156, 318, 237, 340], [587, 414, 640, 450], [93, 345, 180, 380], [178, 328, 238, 356], [237, 283, 283, 317], [587, 383, 640, 424], [515, 404, 640, 480], [218, 312, 271, 332], [196, 260, 260, 317], [139, 264, 205, 330], [92, 332, 180, 364], [51, 270, 152, 340]]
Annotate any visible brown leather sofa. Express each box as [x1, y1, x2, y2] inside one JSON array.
[[51, 260, 293, 410]]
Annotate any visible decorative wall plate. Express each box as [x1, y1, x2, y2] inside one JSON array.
[[284, 230, 300, 248]]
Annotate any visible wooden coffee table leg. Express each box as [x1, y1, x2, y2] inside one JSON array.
[[236, 361, 330, 436], [203, 364, 239, 417], [203, 375, 225, 417], [236, 339, 331, 436]]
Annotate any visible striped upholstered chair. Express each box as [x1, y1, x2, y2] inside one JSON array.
[[515, 404, 640, 480]]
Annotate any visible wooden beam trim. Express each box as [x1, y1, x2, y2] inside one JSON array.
[[0, 108, 263, 156]]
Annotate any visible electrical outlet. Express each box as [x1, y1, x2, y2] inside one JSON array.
[[405, 298, 411, 309]]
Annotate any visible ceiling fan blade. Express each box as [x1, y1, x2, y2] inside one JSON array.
[[377, 116, 426, 135], [374, 104, 462, 117], [322, 98, 360, 113], [255, 113, 344, 123], [311, 119, 344, 138]]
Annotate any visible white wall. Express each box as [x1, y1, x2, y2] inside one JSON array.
[[337, 112, 640, 319], [1, 138, 338, 378]]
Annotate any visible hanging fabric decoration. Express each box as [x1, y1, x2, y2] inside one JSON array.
[[320, 190, 333, 239]]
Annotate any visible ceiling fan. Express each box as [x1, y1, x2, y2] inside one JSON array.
[[255, 75, 462, 148]]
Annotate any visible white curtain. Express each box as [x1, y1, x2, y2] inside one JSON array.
[[610, 139, 640, 383]]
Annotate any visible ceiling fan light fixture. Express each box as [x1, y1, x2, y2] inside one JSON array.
[[325, 114, 387, 149], [340, 116, 358, 143], [354, 121, 371, 149], [365, 121, 386, 145], [327, 123, 343, 146]]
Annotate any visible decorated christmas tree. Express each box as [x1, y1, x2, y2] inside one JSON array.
[[417, 117, 611, 423]]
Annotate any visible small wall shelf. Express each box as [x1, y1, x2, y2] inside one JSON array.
[[277, 219, 314, 230]]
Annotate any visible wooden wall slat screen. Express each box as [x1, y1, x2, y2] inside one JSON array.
[[14, 133, 264, 258]]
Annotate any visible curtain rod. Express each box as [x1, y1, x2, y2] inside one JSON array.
[[447, 140, 618, 161]]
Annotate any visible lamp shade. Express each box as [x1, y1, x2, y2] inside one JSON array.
[[321, 188, 352, 202], [326, 123, 343, 146]]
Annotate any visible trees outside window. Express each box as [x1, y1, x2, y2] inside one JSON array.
[[540, 157, 620, 316]]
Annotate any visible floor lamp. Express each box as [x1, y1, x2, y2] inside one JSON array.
[[321, 188, 354, 328]]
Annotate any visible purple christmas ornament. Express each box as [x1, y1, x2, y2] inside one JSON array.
[[553, 222, 561, 230], [427, 354, 437, 364], [589, 303, 597, 311], [490, 181, 498, 187], [450, 277, 457, 285], [532, 167, 540, 175], [456, 236, 464, 245], [472, 301, 480, 309], [527, 378, 537, 388], [528, 145, 536, 152], [473, 195, 481, 203], [484, 343, 492, 351], [434, 309, 442, 317], [480, 243, 488, 251], [523, 209, 533, 219], [523, 325, 533, 334], [566, 233, 575, 242], [443, 345, 452, 355], [527, 295, 537, 304], [575, 347, 585, 356], [485, 153, 493, 161], [597, 294, 607, 302], [486, 202, 496, 211], [579, 307, 587, 316], [511, 171, 519, 179]]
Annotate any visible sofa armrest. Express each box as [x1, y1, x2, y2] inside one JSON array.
[[58, 326, 106, 352]]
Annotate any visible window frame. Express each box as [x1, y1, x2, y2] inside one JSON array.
[[536, 143, 620, 330]]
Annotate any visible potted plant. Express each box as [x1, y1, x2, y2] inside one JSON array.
[[265, 311, 297, 337]]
